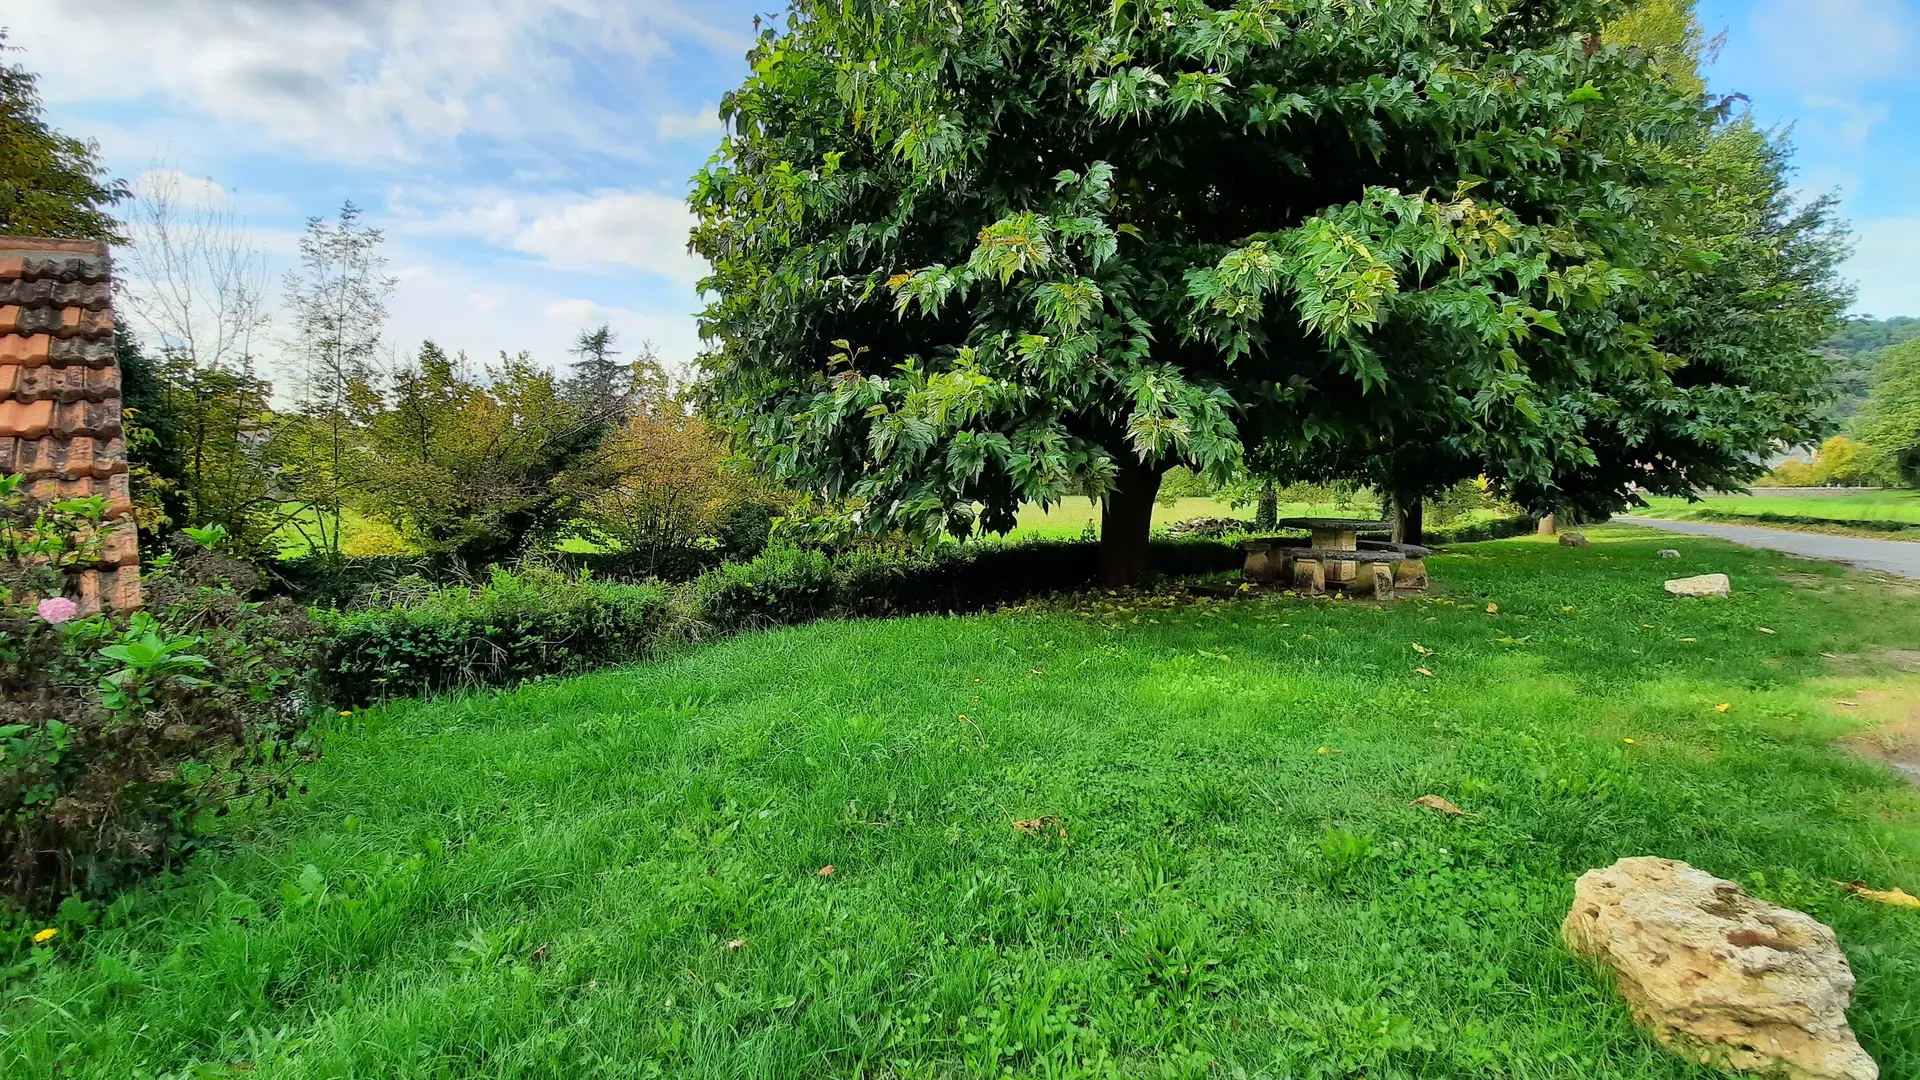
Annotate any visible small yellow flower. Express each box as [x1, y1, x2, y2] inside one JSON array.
[[33, 928, 57, 943], [339, 710, 353, 717], [1623, 738, 1636, 745], [1715, 703, 1732, 713]]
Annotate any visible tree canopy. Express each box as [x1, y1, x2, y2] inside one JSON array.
[[0, 29, 125, 240], [692, 0, 1846, 580], [1857, 338, 1920, 486]]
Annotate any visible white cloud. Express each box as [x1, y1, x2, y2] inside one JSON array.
[[1845, 216, 1920, 318], [511, 192, 704, 281], [6, 0, 744, 165], [658, 105, 724, 140], [1750, 0, 1915, 87], [1800, 95, 1891, 148], [366, 259, 704, 374], [399, 189, 706, 285], [545, 298, 605, 325]]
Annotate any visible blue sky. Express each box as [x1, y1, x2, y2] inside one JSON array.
[[8, 0, 1920, 379]]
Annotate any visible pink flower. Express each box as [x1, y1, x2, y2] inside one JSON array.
[[36, 597, 79, 625]]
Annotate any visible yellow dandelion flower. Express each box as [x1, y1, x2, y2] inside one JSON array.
[[1623, 738, 1636, 745], [33, 928, 57, 943], [339, 710, 353, 717], [1714, 703, 1732, 713]]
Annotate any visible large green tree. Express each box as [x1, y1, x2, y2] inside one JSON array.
[[356, 342, 605, 566], [693, 0, 1783, 582], [1359, 2, 1848, 531], [1858, 338, 1920, 486], [0, 30, 124, 240]]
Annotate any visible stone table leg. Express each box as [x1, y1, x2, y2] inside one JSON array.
[[1371, 562, 1393, 600], [1243, 548, 1274, 581], [1394, 558, 1427, 591], [1311, 528, 1358, 584], [1293, 558, 1325, 596]]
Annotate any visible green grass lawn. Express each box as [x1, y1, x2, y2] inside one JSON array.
[[271, 502, 414, 558], [1633, 490, 1920, 529], [8, 527, 1920, 1078]]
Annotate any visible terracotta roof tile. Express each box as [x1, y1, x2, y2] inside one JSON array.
[[0, 362, 120, 402], [0, 434, 129, 479], [0, 278, 111, 310], [0, 235, 138, 612], [0, 333, 51, 366], [27, 471, 133, 518], [0, 398, 54, 437], [0, 304, 113, 338], [0, 237, 110, 256]]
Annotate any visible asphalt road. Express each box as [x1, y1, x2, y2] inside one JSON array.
[[1613, 516, 1920, 580]]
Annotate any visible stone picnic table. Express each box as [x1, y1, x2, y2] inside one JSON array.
[[1238, 517, 1429, 598]]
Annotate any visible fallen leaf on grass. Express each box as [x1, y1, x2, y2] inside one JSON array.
[[530, 944, 549, 964], [1562, 605, 1574, 613], [1680, 637, 1697, 643], [817, 864, 836, 877], [1715, 703, 1732, 713], [1411, 642, 1434, 656], [1413, 667, 1435, 677], [1836, 881, 1920, 909], [1316, 746, 1340, 755], [1485, 603, 1498, 614], [1012, 815, 1067, 839], [1757, 626, 1776, 635], [1837, 700, 1860, 707], [1411, 794, 1469, 816], [725, 938, 748, 951], [1030, 668, 1044, 675]]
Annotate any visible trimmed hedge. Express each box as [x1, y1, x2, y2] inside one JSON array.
[[695, 536, 1243, 634], [320, 537, 1243, 703], [1422, 512, 1539, 544], [320, 567, 678, 703]]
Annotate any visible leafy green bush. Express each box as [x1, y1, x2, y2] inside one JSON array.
[[696, 537, 1243, 633], [320, 567, 678, 703], [319, 536, 1245, 704], [1421, 513, 1539, 545], [1, 483, 323, 908]]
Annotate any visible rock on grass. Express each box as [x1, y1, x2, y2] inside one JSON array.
[[1563, 857, 1877, 1080], [1666, 573, 1730, 598]]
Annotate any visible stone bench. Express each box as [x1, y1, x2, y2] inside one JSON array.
[[1239, 539, 1428, 597]]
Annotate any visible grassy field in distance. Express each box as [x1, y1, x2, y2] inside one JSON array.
[[1631, 490, 1920, 534]]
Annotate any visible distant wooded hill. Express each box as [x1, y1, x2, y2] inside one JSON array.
[[1825, 316, 1920, 419]]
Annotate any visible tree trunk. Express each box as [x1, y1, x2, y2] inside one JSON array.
[[1099, 461, 1162, 587], [1254, 483, 1278, 531], [1394, 497, 1423, 547]]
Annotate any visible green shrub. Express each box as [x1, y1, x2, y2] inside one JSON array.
[[320, 566, 677, 703], [1422, 512, 1538, 544], [2, 482, 323, 908], [692, 545, 840, 633], [318, 536, 1244, 704], [696, 537, 1243, 632]]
